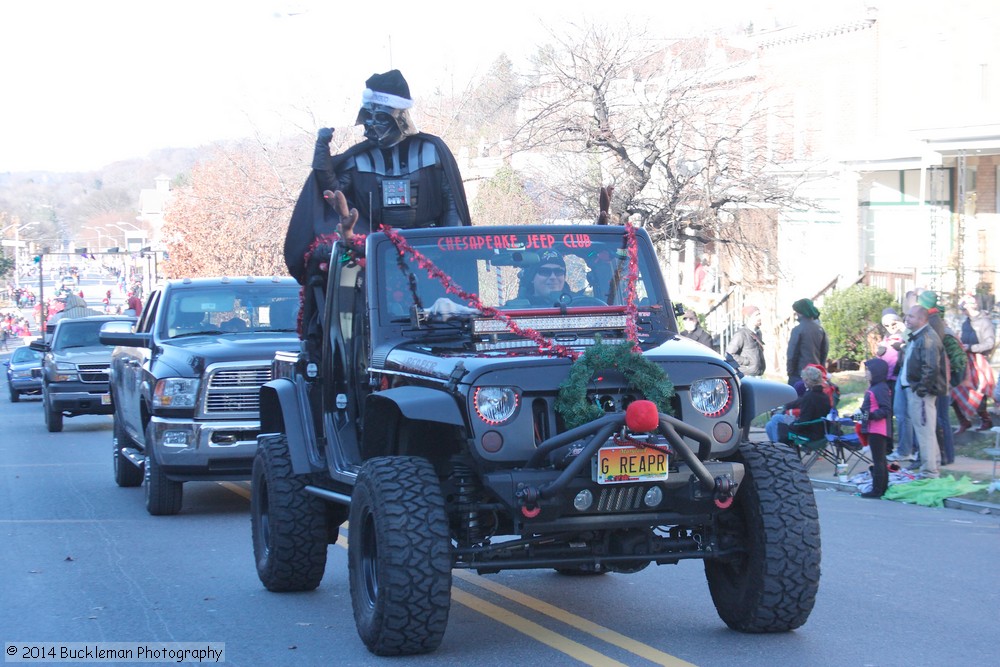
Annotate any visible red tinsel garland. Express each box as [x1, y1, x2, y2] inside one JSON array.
[[623, 222, 641, 353], [297, 231, 366, 336], [380, 223, 643, 360]]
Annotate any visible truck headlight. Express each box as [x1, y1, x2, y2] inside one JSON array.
[[53, 362, 78, 382], [689, 378, 732, 417], [473, 386, 520, 425], [153, 378, 199, 408]]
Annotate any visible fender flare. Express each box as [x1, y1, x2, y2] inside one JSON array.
[[365, 386, 466, 426], [259, 377, 323, 475], [362, 386, 466, 459], [739, 376, 798, 434]]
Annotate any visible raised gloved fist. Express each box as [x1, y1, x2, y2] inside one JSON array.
[[317, 127, 334, 144]]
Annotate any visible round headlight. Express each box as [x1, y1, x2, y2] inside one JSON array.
[[689, 378, 732, 417], [473, 386, 520, 425]]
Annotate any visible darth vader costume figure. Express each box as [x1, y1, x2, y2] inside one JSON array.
[[284, 69, 472, 283]]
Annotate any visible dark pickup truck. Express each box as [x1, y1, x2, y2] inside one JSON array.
[[100, 276, 301, 515]]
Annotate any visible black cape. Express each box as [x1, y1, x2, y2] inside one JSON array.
[[284, 133, 472, 284]]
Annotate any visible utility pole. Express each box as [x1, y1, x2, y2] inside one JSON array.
[[37, 253, 45, 334]]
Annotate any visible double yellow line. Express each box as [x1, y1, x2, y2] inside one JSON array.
[[219, 482, 693, 666]]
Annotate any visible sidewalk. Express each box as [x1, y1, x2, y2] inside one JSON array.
[[749, 427, 1000, 515]]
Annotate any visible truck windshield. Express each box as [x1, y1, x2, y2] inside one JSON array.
[[161, 284, 301, 339], [374, 227, 666, 321], [53, 321, 105, 349]]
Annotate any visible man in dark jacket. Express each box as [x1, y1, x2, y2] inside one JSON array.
[[900, 305, 947, 478], [787, 298, 828, 386], [679, 309, 714, 349], [726, 305, 765, 376]]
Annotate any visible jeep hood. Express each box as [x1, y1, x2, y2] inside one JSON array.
[[380, 336, 733, 388]]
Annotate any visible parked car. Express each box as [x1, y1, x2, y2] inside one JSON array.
[[5, 343, 44, 402]]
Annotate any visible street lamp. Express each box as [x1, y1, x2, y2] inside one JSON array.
[[12, 221, 39, 290], [82, 225, 108, 250], [107, 222, 143, 251]]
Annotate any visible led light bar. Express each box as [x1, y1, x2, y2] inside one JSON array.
[[474, 336, 626, 352], [473, 314, 628, 335]]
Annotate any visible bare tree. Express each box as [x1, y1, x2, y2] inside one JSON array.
[[513, 21, 813, 285], [471, 163, 542, 226], [161, 141, 303, 278]]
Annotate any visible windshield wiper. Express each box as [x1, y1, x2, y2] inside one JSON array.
[[171, 329, 226, 339]]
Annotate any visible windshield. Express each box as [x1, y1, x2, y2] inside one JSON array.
[[161, 284, 301, 339], [373, 227, 668, 323], [11, 347, 43, 363], [53, 321, 106, 349]]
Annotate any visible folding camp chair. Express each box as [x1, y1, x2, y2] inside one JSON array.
[[788, 417, 873, 477]]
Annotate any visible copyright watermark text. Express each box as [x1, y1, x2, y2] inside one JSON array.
[[5, 643, 224, 663]]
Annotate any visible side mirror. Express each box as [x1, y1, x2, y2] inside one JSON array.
[[99, 320, 150, 348], [29, 340, 49, 352]]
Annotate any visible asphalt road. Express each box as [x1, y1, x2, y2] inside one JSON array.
[[1, 385, 998, 666]]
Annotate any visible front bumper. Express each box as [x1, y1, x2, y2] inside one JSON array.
[[482, 459, 745, 532], [9, 376, 42, 394], [47, 382, 113, 414], [148, 415, 261, 480]]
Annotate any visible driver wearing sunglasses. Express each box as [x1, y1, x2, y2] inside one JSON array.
[[519, 250, 573, 306]]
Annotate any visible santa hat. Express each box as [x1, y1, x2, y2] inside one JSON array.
[[361, 70, 413, 110]]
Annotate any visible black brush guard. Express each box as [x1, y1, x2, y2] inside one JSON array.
[[516, 412, 737, 514]]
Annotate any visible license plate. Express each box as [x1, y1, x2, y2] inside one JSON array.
[[593, 444, 668, 484], [101, 394, 112, 406]]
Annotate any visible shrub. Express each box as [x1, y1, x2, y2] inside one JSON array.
[[822, 284, 898, 365]]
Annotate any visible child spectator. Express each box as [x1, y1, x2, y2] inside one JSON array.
[[856, 357, 892, 498]]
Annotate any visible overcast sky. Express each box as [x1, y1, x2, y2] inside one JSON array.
[[0, 0, 859, 173]]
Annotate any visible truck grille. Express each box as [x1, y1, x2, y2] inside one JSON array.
[[203, 366, 272, 416], [78, 363, 110, 384], [597, 486, 645, 512]]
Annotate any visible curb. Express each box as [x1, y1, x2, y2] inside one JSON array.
[[810, 477, 1000, 515]]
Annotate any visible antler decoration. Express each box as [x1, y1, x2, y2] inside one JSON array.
[[597, 185, 614, 225]]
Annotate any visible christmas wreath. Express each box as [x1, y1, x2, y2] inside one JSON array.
[[555, 340, 674, 430]]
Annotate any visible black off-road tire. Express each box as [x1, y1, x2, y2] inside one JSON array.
[[9, 384, 19, 402], [144, 449, 183, 516], [251, 434, 329, 592], [349, 456, 452, 656], [43, 390, 63, 432], [113, 417, 143, 488], [705, 441, 821, 633]]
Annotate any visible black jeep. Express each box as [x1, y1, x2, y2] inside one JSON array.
[[252, 224, 818, 656]]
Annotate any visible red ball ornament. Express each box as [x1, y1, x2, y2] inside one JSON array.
[[626, 399, 659, 433]]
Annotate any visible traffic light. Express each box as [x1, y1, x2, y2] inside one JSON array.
[[33, 255, 42, 264]]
